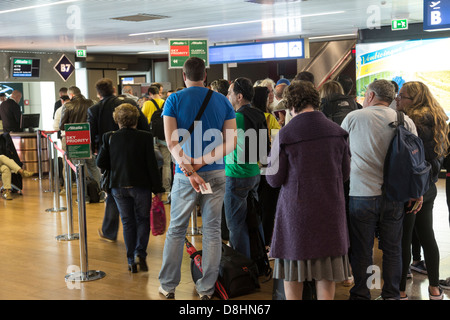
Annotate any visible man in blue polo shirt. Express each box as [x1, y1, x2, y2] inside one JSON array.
[[158, 57, 236, 300]]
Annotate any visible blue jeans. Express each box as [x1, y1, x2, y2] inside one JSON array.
[[348, 195, 404, 300], [224, 175, 260, 258], [112, 187, 152, 265], [159, 170, 226, 296]]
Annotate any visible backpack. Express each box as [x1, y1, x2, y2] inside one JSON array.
[[186, 238, 229, 300], [383, 111, 432, 202], [321, 94, 358, 126], [218, 243, 260, 298], [246, 193, 272, 280], [150, 100, 165, 140], [238, 105, 270, 165]]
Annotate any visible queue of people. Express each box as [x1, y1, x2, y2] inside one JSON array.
[[2, 55, 449, 301]]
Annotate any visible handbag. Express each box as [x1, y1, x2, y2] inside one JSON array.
[[100, 170, 110, 193], [150, 195, 166, 236], [100, 132, 114, 193]]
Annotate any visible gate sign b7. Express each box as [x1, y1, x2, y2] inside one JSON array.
[[54, 54, 75, 82]]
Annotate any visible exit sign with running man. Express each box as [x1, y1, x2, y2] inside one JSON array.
[[392, 19, 408, 30]]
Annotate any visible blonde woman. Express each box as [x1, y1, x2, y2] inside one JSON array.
[[396, 81, 450, 300], [97, 103, 164, 273]]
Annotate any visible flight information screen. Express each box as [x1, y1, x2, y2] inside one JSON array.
[[11, 58, 41, 78], [209, 39, 305, 64]]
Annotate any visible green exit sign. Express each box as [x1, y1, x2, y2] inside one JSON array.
[[392, 19, 408, 30], [76, 49, 87, 58]]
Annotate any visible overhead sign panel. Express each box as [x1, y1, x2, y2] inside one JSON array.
[[169, 39, 209, 69], [65, 123, 91, 159], [209, 39, 308, 65], [424, 0, 450, 31]]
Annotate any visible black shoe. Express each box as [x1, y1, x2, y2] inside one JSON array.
[[128, 263, 138, 273], [136, 255, 148, 272]]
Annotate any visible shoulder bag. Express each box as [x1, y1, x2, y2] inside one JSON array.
[[100, 132, 114, 193]]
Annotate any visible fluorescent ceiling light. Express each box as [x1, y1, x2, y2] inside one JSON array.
[[129, 11, 345, 37], [309, 33, 357, 40], [0, 0, 80, 15], [137, 50, 169, 54]]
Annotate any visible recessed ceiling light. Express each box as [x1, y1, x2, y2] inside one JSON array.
[[137, 50, 169, 54], [111, 14, 170, 22], [308, 33, 356, 40]]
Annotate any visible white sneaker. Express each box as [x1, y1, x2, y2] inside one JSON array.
[[159, 286, 175, 299]]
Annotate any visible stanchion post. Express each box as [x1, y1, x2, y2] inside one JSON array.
[[44, 133, 53, 193], [46, 139, 66, 213], [65, 161, 105, 282], [56, 155, 79, 241], [187, 206, 202, 236], [36, 130, 43, 180]]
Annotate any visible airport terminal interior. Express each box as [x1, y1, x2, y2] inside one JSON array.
[[1, 0, 450, 302]]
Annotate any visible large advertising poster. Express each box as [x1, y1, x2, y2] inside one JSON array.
[[355, 37, 450, 114]]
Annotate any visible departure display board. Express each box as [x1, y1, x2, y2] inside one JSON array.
[[209, 39, 307, 64], [11, 57, 40, 78]]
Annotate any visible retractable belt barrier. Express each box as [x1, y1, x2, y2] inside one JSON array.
[[38, 130, 105, 283]]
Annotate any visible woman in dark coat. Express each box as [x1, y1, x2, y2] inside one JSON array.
[[266, 80, 351, 300], [97, 103, 164, 273]]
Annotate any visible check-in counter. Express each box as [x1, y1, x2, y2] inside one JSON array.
[[10, 132, 49, 173]]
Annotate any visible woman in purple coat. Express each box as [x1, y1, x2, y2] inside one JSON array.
[[266, 80, 351, 300]]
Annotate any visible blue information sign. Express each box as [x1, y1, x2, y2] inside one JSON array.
[[54, 54, 75, 81], [209, 39, 306, 65], [424, 0, 450, 31]]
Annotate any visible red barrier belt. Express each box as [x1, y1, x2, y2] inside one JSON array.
[[40, 130, 76, 172]]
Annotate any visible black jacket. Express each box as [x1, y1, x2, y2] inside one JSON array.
[[417, 113, 443, 184], [87, 96, 149, 154], [0, 99, 22, 132], [96, 128, 164, 193]]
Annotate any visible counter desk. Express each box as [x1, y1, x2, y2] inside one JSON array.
[[9, 131, 50, 174]]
